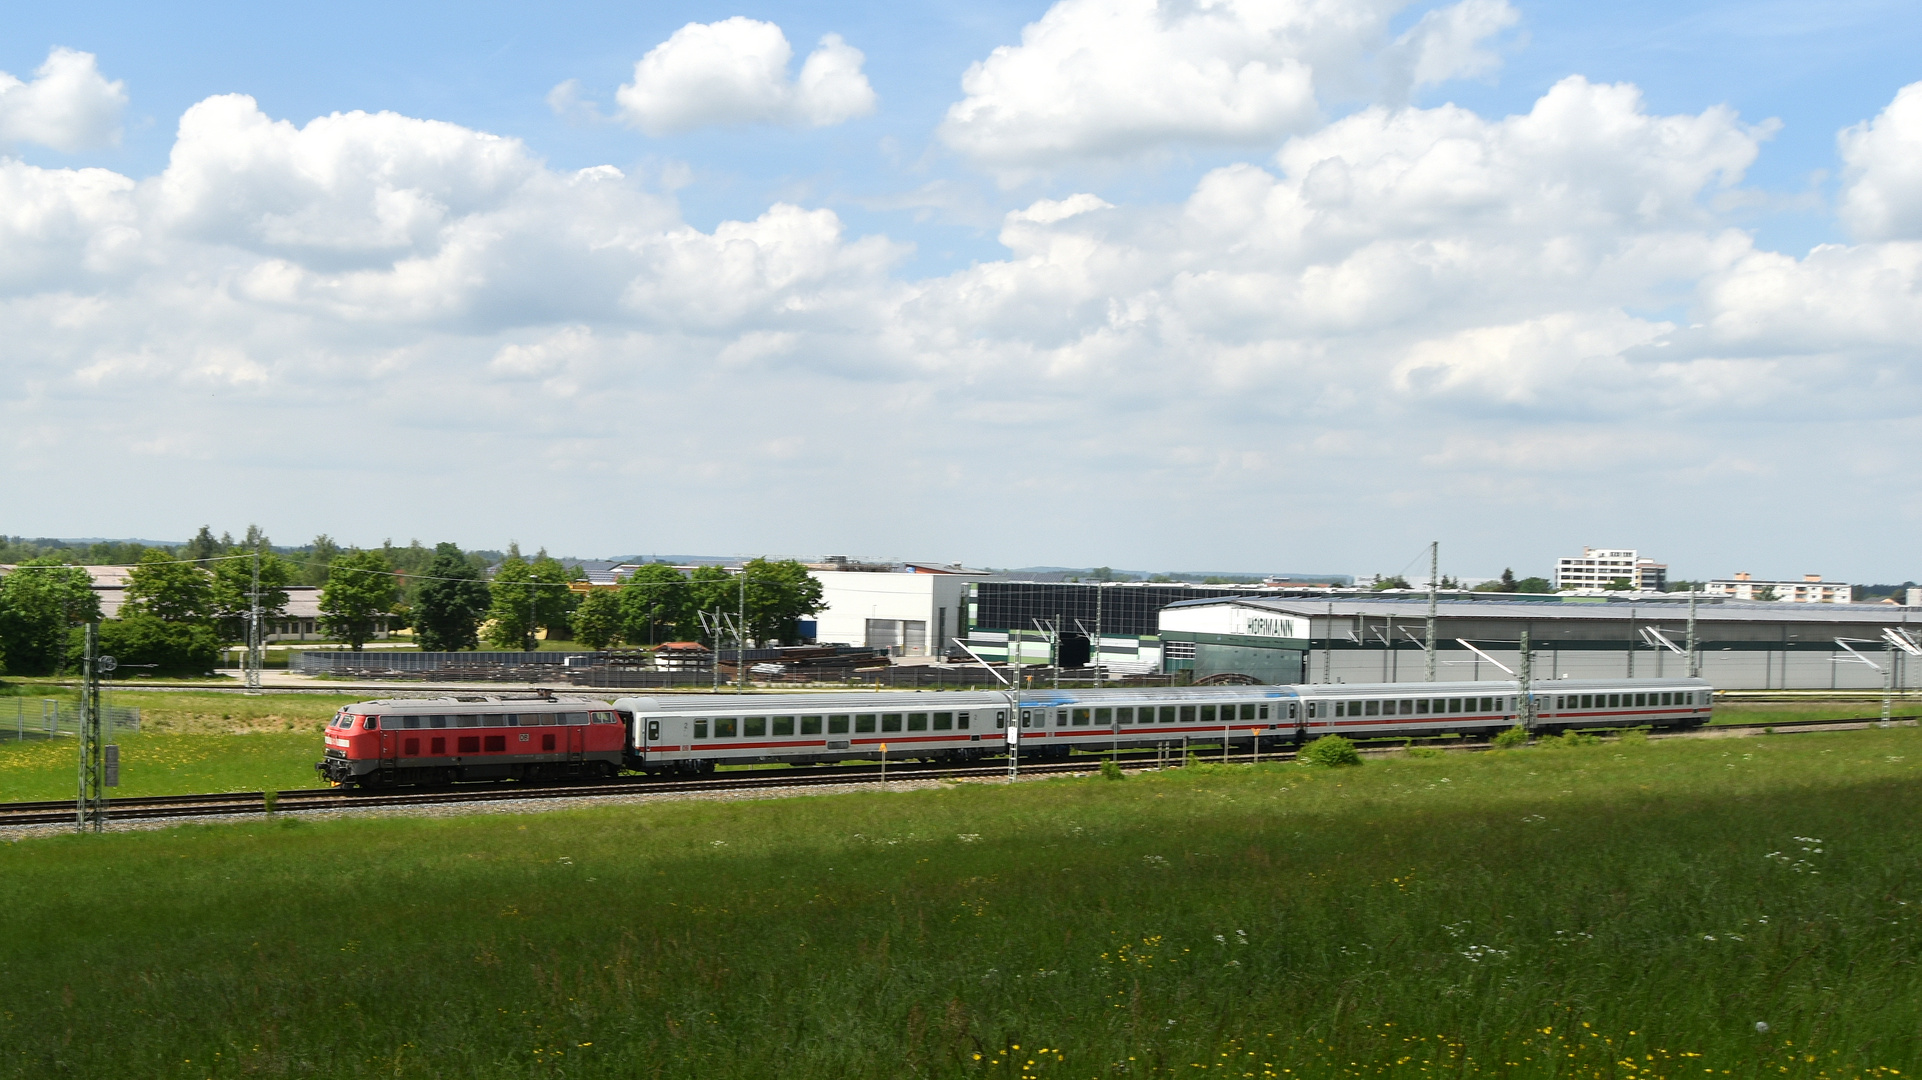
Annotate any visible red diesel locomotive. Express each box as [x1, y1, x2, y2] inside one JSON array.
[[316, 694, 624, 787]]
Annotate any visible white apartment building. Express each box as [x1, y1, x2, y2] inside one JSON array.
[[1706, 572, 1855, 604], [1554, 548, 1667, 592]]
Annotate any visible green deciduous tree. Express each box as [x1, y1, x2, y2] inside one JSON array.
[[300, 534, 341, 587], [86, 613, 221, 677], [739, 557, 825, 644], [123, 550, 216, 623], [320, 550, 400, 651], [413, 543, 491, 652], [618, 563, 691, 646], [683, 565, 736, 644], [1515, 576, 1553, 593], [210, 542, 293, 646], [570, 590, 624, 650], [0, 560, 102, 676]]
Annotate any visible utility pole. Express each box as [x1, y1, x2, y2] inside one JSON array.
[[738, 568, 748, 693], [1425, 541, 1438, 681], [1322, 600, 1333, 683], [245, 544, 263, 693], [1053, 613, 1062, 689], [1516, 629, 1534, 733], [1093, 582, 1103, 689], [1686, 589, 1699, 678], [1626, 604, 1637, 678]]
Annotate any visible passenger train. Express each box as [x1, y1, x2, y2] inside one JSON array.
[[316, 677, 1712, 788]]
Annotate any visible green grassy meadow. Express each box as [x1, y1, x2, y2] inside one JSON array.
[[2, 728, 1919, 1079]]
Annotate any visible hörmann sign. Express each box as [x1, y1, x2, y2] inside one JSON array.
[[1238, 613, 1305, 638]]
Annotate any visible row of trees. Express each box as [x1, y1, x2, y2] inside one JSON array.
[[568, 558, 824, 650], [0, 536, 827, 676]]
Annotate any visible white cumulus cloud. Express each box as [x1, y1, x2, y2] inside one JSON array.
[[611, 18, 876, 136], [938, 0, 1519, 174], [1838, 80, 1922, 241], [0, 47, 128, 152], [4, 79, 1922, 574]]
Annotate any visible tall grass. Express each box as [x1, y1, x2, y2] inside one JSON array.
[[2, 727, 1918, 1078]]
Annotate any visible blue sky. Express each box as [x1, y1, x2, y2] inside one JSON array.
[[3, 0, 1921, 581]]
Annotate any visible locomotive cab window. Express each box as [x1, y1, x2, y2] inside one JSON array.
[[364, 716, 381, 729]]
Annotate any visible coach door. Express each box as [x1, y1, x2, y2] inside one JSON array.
[[567, 723, 586, 764], [379, 722, 399, 763]]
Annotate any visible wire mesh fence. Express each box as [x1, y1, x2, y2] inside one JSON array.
[[2, 698, 141, 742]]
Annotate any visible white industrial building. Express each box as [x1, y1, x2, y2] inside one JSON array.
[[808, 560, 986, 658]]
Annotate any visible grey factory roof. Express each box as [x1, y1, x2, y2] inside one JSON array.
[[1163, 594, 1920, 626]]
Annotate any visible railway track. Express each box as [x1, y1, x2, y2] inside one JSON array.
[[3, 714, 1913, 829]]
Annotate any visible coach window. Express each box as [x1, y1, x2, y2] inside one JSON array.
[[716, 718, 738, 738], [1095, 707, 1112, 725], [744, 717, 767, 737], [1284, 703, 1296, 720], [1117, 707, 1134, 724], [957, 713, 970, 729], [1199, 705, 1216, 723], [1020, 710, 1033, 728], [882, 714, 903, 733], [829, 715, 850, 734], [933, 712, 953, 731], [1072, 709, 1090, 726], [801, 716, 822, 735], [1333, 702, 1346, 717], [694, 719, 709, 738], [1482, 697, 1496, 712], [857, 715, 878, 733], [908, 713, 928, 731], [1608, 694, 1621, 708], [1179, 705, 1197, 723], [646, 720, 661, 741], [772, 717, 795, 736], [996, 711, 1007, 729]]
